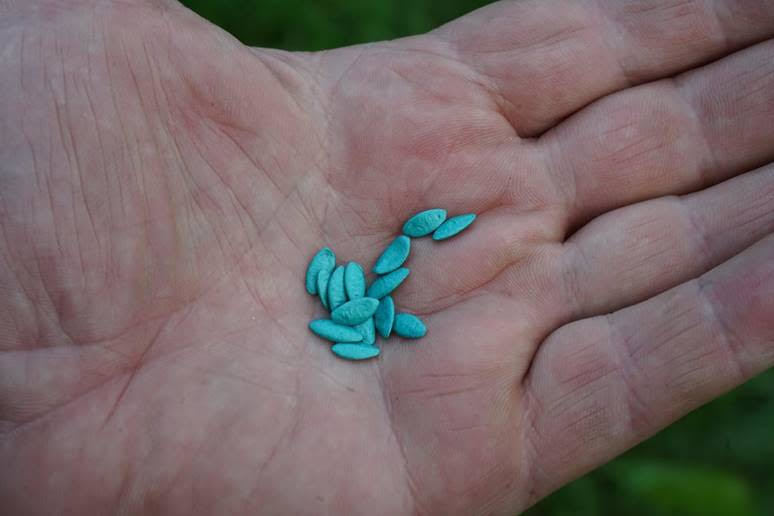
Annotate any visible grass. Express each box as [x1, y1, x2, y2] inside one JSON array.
[[179, 1, 774, 513]]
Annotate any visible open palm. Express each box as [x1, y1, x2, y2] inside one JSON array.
[[1, 1, 773, 514]]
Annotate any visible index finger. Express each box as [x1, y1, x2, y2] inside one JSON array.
[[434, 0, 774, 136]]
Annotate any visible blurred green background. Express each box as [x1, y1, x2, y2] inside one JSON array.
[[179, 1, 773, 514]]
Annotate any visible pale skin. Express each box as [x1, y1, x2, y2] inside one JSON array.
[[1, 0, 773, 514]]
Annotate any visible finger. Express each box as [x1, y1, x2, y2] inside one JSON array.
[[434, 0, 774, 136], [521, 234, 774, 504], [544, 39, 774, 227], [559, 162, 774, 320]]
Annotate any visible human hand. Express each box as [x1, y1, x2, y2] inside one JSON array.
[[1, 1, 772, 514]]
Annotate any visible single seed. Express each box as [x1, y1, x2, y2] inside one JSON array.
[[344, 261, 366, 300], [402, 209, 447, 237], [305, 247, 335, 295], [309, 319, 363, 343], [317, 267, 332, 309], [331, 297, 380, 325], [393, 313, 426, 339], [331, 343, 380, 361], [432, 213, 476, 241], [366, 268, 409, 299], [373, 235, 411, 275], [327, 265, 347, 310], [374, 296, 395, 338], [355, 317, 376, 346]]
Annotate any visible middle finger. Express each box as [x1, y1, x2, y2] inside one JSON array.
[[542, 39, 774, 231], [557, 162, 774, 322]]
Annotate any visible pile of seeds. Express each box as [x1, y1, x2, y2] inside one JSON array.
[[306, 209, 476, 361]]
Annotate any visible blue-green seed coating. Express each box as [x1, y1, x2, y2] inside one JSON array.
[[393, 313, 426, 339], [355, 317, 376, 346], [373, 235, 411, 274], [327, 265, 347, 310], [331, 343, 380, 360], [309, 319, 363, 343], [305, 247, 335, 295], [344, 262, 366, 300], [374, 296, 395, 338], [402, 209, 447, 237], [331, 297, 380, 325], [432, 213, 477, 241], [366, 268, 409, 299], [317, 267, 332, 309]]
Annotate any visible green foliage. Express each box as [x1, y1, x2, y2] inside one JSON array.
[[180, 0, 493, 50], [178, 1, 774, 514], [610, 460, 755, 516], [527, 373, 774, 516]]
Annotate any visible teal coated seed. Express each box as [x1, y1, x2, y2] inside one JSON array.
[[393, 313, 427, 339], [374, 296, 395, 338], [305, 247, 335, 295], [327, 265, 347, 310], [331, 343, 380, 361], [373, 235, 411, 275], [366, 268, 409, 299], [309, 319, 363, 343], [331, 297, 380, 325], [317, 267, 332, 309], [344, 262, 366, 300], [355, 317, 376, 346], [402, 209, 447, 237], [432, 213, 476, 241]]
